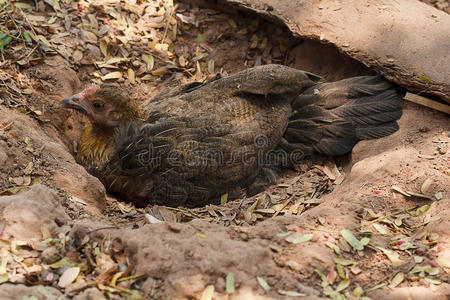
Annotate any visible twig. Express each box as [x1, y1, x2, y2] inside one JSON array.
[[272, 194, 295, 218], [116, 273, 145, 283], [367, 205, 418, 225], [404, 92, 450, 114], [86, 226, 119, 234], [164, 206, 205, 219], [161, 4, 178, 43]]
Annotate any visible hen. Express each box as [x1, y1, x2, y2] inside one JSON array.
[[61, 65, 404, 207]]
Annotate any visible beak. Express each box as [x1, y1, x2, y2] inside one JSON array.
[[60, 93, 87, 113]]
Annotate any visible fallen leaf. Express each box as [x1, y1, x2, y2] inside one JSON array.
[[336, 264, 345, 279], [333, 258, 357, 266], [58, 267, 80, 288], [416, 204, 430, 215], [375, 246, 404, 266], [127, 68, 135, 84], [285, 233, 313, 244], [421, 179, 433, 193], [244, 200, 258, 223], [436, 256, 450, 268], [226, 273, 235, 294], [0, 274, 8, 284], [391, 185, 410, 197], [425, 278, 441, 285], [14, 2, 31, 9], [326, 242, 341, 255], [277, 290, 306, 297], [336, 278, 350, 292], [102, 72, 122, 81], [220, 193, 228, 205], [145, 214, 162, 224], [257, 277, 270, 291], [48, 257, 71, 269], [200, 285, 214, 300], [340, 230, 363, 251], [24, 136, 33, 152], [142, 54, 154, 71], [388, 272, 404, 288], [373, 223, 388, 235]]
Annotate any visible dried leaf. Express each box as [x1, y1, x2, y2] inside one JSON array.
[[226, 273, 235, 294], [14, 2, 31, 9], [200, 285, 214, 300], [244, 200, 258, 223], [99, 39, 108, 57], [424, 278, 441, 285], [250, 34, 258, 49], [81, 30, 98, 43], [375, 246, 404, 266], [48, 257, 71, 269], [336, 278, 350, 292], [195, 233, 206, 239], [102, 72, 122, 81], [257, 277, 270, 291], [421, 179, 433, 194], [416, 204, 430, 215], [336, 264, 345, 279], [0, 274, 8, 284], [391, 185, 410, 197], [58, 267, 80, 288], [333, 258, 356, 266], [340, 230, 363, 251], [144, 214, 162, 224], [360, 237, 370, 246], [410, 264, 439, 276], [419, 75, 432, 83], [326, 242, 341, 255], [352, 286, 364, 297], [127, 68, 135, 84], [285, 233, 313, 244], [373, 223, 388, 235], [24, 137, 33, 152], [388, 272, 404, 288], [220, 193, 228, 205], [350, 266, 362, 275], [142, 54, 155, 72], [436, 256, 450, 268], [207, 60, 215, 74], [0, 186, 29, 195], [72, 50, 83, 63], [278, 290, 307, 297]]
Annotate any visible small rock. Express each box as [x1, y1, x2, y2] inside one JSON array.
[[438, 146, 447, 155], [40, 246, 61, 264], [167, 223, 182, 233]]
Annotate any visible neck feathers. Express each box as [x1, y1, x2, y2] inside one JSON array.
[[77, 123, 115, 170]]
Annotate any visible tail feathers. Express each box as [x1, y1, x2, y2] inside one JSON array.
[[283, 75, 404, 156], [355, 121, 399, 140]]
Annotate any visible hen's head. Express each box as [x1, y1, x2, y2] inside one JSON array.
[[60, 85, 141, 129]]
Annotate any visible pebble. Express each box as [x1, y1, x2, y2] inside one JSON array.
[[40, 246, 62, 264]]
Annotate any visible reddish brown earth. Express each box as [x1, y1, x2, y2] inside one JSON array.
[[0, 1, 448, 299]]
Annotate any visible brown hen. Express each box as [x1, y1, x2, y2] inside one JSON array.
[[61, 65, 404, 207]]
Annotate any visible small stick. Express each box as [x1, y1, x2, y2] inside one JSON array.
[[272, 194, 295, 218], [404, 92, 450, 114]]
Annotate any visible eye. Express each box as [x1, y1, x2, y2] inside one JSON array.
[[93, 101, 105, 110]]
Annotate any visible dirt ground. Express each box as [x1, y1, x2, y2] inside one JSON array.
[[0, 0, 449, 299]]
